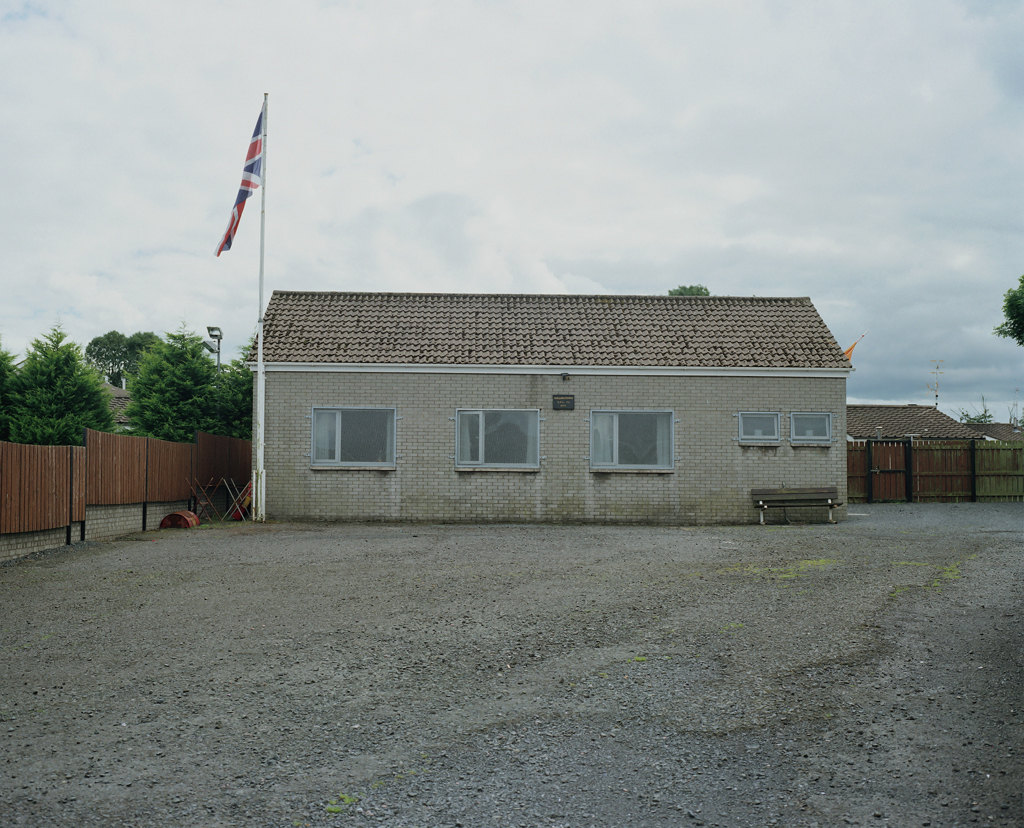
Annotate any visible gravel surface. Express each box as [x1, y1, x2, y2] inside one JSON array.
[[1, 504, 1021, 827]]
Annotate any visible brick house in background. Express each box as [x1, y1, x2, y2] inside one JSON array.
[[254, 292, 852, 524]]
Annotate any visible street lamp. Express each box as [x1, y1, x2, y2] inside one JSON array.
[[205, 326, 223, 373], [205, 326, 224, 428]]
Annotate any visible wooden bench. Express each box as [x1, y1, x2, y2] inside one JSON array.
[[751, 486, 842, 524]]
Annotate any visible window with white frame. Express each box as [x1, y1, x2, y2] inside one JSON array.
[[590, 410, 674, 469], [790, 412, 831, 444], [456, 409, 540, 468], [738, 412, 780, 443], [312, 407, 396, 466]]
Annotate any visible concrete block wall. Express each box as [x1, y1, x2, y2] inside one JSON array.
[[0, 525, 81, 564], [264, 370, 847, 524], [0, 500, 193, 563], [85, 500, 191, 542]]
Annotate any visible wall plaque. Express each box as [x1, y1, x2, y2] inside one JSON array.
[[552, 395, 575, 411]]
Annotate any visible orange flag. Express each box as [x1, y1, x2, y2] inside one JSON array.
[[844, 331, 867, 362]]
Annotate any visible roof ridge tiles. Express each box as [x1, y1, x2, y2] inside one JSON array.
[[271, 289, 812, 303]]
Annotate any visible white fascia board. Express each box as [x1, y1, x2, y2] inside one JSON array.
[[247, 362, 852, 379]]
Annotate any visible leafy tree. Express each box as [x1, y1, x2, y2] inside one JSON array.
[[85, 330, 128, 386], [213, 345, 254, 440], [6, 326, 114, 445], [668, 284, 710, 296], [994, 275, 1024, 346], [125, 327, 219, 442], [86, 330, 162, 387], [0, 334, 17, 441], [125, 331, 161, 375], [958, 396, 994, 424]]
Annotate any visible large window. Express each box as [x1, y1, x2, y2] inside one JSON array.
[[312, 407, 396, 466], [790, 412, 831, 444], [456, 409, 540, 468], [738, 412, 780, 443], [590, 411, 673, 469]]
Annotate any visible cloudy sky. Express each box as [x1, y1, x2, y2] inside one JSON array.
[[2, 0, 1021, 421]]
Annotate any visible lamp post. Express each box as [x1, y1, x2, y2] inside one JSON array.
[[205, 326, 223, 427], [205, 327, 223, 373]]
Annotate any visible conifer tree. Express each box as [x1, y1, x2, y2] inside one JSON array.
[[126, 327, 219, 442], [6, 326, 114, 445], [214, 348, 254, 440], [0, 334, 17, 442]]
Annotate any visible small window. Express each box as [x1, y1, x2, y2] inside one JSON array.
[[591, 410, 673, 469], [738, 412, 780, 443], [791, 412, 831, 444], [312, 407, 396, 466], [456, 409, 540, 468]]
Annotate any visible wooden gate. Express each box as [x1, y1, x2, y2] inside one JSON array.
[[865, 440, 910, 502]]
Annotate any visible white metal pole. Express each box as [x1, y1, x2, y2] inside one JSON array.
[[256, 93, 268, 521]]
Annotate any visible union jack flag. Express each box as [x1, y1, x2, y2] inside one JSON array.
[[215, 108, 264, 256]]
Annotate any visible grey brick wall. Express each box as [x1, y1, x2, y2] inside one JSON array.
[[85, 500, 192, 542], [0, 526, 79, 563], [0, 500, 192, 563], [263, 370, 847, 524]]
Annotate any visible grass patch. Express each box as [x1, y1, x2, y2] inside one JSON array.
[[719, 559, 838, 583]]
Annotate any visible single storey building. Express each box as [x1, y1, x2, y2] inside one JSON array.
[[256, 291, 851, 524], [846, 404, 980, 441]]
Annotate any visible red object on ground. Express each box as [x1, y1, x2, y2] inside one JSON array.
[[160, 511, 200, 529]]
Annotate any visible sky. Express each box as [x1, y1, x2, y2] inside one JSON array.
[[1, 0, 1021, 423]]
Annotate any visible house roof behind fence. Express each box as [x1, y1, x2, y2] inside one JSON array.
[[965, 422, 1024, 442], [103, 383, 130, 426], [258, 292, 849, 369], [846, 404, 980, 440]]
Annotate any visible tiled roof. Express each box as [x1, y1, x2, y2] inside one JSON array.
[[258, 292, 849, 369], [965, 423, 1024, 442], [103, 383, 130, 426], [846, 404, 980, 440]]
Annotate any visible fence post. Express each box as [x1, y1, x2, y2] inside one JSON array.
[[905, 439, 914, 503], [866, 439, 874, 504], [970, 439, 977, 502], [66, 445, 73, 546], [191, 431, 198, 513], [142, 438, 150, 531], [82, 427, 88, 541]]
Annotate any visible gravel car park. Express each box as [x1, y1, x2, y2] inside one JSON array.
[[2, 503, 1021, 827]]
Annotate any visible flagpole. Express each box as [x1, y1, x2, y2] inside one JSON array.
[[255, 92, 268, 521]]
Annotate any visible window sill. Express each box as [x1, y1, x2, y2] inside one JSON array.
[[791, 442, 832, 447], [455, 466, 541, 473], [310, 465, 396, 471], [738, 441, 781, 447], [590, 467, 675, 474]]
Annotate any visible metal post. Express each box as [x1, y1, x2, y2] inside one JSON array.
[[255, 93, 268, 522]]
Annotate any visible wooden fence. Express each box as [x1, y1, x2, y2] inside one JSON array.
[[194, 431, 252, 490], [847, 439, 1024, 503], [0, 430, 252, 537], [0, 443, 85, 534]]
